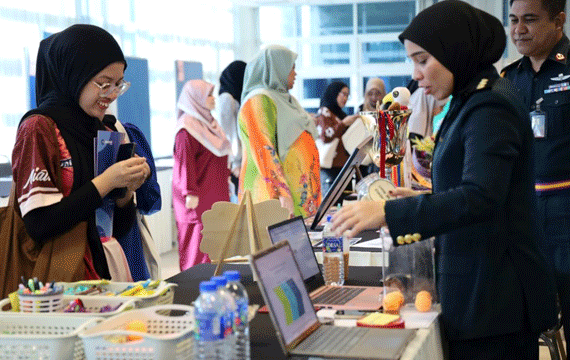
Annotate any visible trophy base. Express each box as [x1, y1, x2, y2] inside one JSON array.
[[355, 173, 396, 201]]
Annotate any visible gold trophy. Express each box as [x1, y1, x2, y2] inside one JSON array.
[[356, 88, 412, 201]]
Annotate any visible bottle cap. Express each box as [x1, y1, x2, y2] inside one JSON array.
[[223, 270, 241, 281], [326, 214, 332, 222], [199, 281, 217, 292], [211, 276, 228, 287]]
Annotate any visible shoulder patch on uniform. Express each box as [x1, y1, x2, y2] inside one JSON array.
[[500, 59, 522, 75], [476, 78, 489, 90]]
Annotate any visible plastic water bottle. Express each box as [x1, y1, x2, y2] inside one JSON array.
[[322, 214, 344, 286], [194, 281, 224, 360], [224, 270, 250, 360], [211, 276, 236, 360]]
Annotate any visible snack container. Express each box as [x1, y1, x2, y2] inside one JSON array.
[[0, 314, 99, 360], [79, 304, 194, 360], [61, 280, 177, 308]]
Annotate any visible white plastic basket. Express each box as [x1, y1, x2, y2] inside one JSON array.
[[18, 291, 64, 313], [0, 314, 100, 360], [79, 304, 194, 360], [0, 297, 138, 317], [61, 280, 177, 308]]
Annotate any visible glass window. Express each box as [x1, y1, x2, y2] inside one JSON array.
[[260, 6, 299, 41], [310, 43, 350, 66], [363, 75, 411, 94], [303, 77, 350, 99], [362, 41, 406, 64], [358, 1, 415, 34], [308, 5, 353, 36]]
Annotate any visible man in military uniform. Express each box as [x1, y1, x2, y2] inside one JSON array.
[[502, 0, 570, 348]]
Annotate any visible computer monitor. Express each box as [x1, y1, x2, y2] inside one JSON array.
[[310, 135, 373, 230]]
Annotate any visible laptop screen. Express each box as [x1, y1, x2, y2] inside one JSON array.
[[251, 242, 319, 347], [267, 216, 320, 281]]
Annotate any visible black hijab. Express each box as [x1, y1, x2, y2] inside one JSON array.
[[19, 24, 127, 280], [21, 24, 127, 191], [320, 81, 348, 120], [219, 60, 247, 104], [398, 0, 506, 97]]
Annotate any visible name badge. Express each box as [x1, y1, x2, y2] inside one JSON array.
[[530, 109, 546, 138]]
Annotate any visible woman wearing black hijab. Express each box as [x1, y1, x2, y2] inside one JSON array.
[[315, 81, 359, 194], [11, 24, 150, 280], [332, 1, 557, 358], [218, 60, 247, 197]]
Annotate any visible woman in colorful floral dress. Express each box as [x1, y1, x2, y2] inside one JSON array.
[[238, 45, 321, 217]]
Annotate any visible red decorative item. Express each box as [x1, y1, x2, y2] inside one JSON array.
[[377, 111, 395, 179]]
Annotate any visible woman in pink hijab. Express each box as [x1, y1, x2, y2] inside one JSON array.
[[172, 79, 231, 271]]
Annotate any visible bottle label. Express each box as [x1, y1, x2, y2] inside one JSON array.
[[221, 311, 234, 338], [236, 299, 248, 327], [195, 312, 221, 341], [323, 237, 343, 253]]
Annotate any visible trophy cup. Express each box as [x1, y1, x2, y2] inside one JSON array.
[[355, 108, 412, 201]]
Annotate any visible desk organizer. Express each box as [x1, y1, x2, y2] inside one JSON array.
[[79, 304, 194, 360], [18, 291, 64, 313]]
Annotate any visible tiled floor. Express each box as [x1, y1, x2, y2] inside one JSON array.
[[159, 248, 564, 360]]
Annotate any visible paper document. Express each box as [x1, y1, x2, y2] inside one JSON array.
[[351, 237, 391, 249]]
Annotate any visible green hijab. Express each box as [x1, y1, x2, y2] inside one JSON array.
[[241, 45, 317, 159]]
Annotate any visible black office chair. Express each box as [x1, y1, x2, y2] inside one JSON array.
[[539, 307, 566, 360]]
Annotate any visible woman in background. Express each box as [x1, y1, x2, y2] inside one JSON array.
[[238, 45, 320, 217], [315, 81, 359, 194], [173, 79, 231, 271], [218, 60, 247, 199], [358, 77, 386, 112]]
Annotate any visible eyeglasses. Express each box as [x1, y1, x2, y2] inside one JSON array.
[[340, 91, 350, 98], [92, 80, 131, 97]]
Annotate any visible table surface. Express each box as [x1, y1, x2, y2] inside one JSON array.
[[167, 263, 400, 360]]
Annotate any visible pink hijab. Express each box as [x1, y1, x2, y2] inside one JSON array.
[[176, 79, 231, 157]]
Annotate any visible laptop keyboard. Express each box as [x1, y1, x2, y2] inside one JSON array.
[[312, 287, 366, 305], [297, 326, 366, 353]]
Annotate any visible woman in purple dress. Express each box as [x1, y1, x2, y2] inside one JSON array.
[[173, 79, 231, 271]]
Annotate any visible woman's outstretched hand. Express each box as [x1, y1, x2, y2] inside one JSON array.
[[331, 200, 387, 238]]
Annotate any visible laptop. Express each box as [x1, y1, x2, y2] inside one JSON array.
[[310, 135, 373, 231], [267, 216, 384, 311], [249, 240, 415, 359]]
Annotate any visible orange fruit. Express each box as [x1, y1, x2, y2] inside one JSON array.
[[415, 290, 432, 312], [126, 319, 147, 341], [383, 290, 405, 312]]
